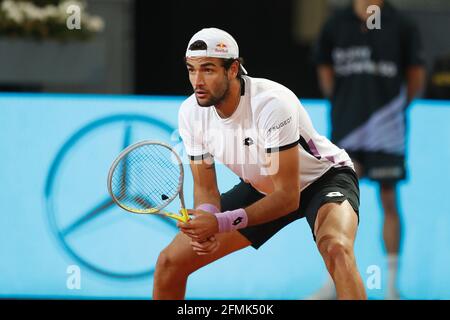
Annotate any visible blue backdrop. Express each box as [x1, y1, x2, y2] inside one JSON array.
[[0, 93, 449, 299]]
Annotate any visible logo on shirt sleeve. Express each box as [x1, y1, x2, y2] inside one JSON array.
[[326, 191, 344, 198], [267, 116, 292, 135]]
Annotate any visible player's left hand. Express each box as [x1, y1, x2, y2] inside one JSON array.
[[177, 209, 219, 242]]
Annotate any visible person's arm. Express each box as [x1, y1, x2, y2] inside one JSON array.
[[402, 17, 426, 105], [177, 102, 221, 254], [180, 97, 301, 242], [179, 155, 221, 255], [178, 101, 221, 210], [180, 147, 300, 242], [315, 15, 335, 98], [190, 155, 221, 210], [406, 65, 426, 104], [242, 146, 300, 226], [317, 64, 335, 98]]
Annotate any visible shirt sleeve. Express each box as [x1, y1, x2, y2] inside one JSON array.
[[258, 98, 299, 153], [178, 103, 209, 160]]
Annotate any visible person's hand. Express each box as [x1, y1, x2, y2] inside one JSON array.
[[177, 209, 219, 242], [190, 236, 220, 256]]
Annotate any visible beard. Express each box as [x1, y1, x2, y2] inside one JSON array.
[[195, 78, 230, 107]]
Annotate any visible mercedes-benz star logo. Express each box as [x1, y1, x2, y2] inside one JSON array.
[[45, 114, 181, 279]]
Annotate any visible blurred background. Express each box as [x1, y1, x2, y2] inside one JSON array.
[[1, 0, 450, 299]]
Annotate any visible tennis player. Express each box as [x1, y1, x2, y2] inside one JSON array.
[[153, 28, 367, 300]]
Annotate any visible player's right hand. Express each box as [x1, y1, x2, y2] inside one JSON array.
[[190, 236, 219, 255]]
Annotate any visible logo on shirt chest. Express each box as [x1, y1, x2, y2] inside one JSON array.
[[243, 137, 254, 146]]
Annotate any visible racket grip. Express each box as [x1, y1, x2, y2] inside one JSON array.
[[179, 208, 190, 222]]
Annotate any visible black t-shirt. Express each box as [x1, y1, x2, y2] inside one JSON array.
[[315, 2, 424, 155]]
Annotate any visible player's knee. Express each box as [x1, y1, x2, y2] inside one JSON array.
[[317, 235, 354, 272], [155, 249, 188, 278]]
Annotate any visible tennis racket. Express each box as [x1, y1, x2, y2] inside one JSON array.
[[107, 140, 189, 223]]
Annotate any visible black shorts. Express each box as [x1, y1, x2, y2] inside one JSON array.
[[348, 151, 406, 185], [220, 166, 360, 249]]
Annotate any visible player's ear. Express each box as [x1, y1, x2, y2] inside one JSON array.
[[228, 60, 239, 80]]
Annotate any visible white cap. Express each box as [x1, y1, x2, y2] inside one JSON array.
[[185, 27, 248, 74]]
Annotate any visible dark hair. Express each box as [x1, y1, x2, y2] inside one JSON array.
[[188, 40, 207, 51], [222, 57, 245, 79], [185, 40, 245, 79]]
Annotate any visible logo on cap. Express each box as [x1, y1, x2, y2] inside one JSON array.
[[215, 43, 228, 53]]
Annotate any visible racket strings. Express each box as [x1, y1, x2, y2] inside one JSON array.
[[121, 148, 177, 195], [131, 148, 180, 198], [115, 156, 175, 208], [111, 144, 182, 211], [133, 195, 154, 209], [151, 146, 181, 182], [126, 146, 180, 202], [114, 154, 178, 209]]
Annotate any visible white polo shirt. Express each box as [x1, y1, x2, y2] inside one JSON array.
[[179, 76, 353, 195]]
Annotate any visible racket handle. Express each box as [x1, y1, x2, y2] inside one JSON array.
[[165, 209, 190, 223], [180, 208, 190, 222]]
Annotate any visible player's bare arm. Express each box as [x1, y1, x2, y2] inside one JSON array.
[[180, 146, 300, 242], [243, 146, 300, 225], [190, 155, 221, 210], [178, 155, 221, 255]]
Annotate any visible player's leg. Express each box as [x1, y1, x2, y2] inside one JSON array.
[[368, 152, 405, 299], [380, 182, 401, 254], [308, 162, 365, 300], [314, 200, 366, 299], [379, 182, 401, 299], [153, 230, 251, 299], [154, 179, 264, 300], [369, 154, 403, 255]]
